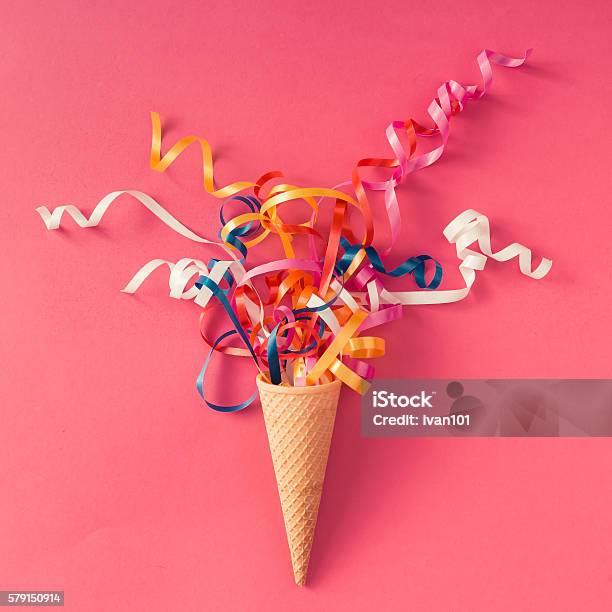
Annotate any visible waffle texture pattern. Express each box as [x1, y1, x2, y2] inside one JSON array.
[[257, 376, 341, 586]]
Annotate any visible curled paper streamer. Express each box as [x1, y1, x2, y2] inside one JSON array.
[[379, 210, 552, 306], [36, 190, 244, 263], [36, 48, 551, 410]]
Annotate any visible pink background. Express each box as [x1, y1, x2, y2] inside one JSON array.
[[2, 1, 611, 610]]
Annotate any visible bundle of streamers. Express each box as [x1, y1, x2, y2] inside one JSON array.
[[37, 48, 552, 409]]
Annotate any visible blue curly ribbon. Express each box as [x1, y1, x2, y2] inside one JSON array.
[[196, 329, 257, 412], [218, 195, 261, 259], [195, 276, 259, 364], [194, 273, 259, 410], [199, 258, 235, 296], [336, 237, 442, 289], [267, 324, 282, 385]]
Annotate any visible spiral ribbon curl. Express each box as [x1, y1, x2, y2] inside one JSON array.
[[36, 48, 551, 411]]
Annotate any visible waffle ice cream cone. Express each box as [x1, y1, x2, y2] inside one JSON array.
[[257, 374, 341, 586]]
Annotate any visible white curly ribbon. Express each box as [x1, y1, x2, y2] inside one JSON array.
[[380, 209, 552, 306], [35, 190, 263, 316], [36, 193, 551, 312]]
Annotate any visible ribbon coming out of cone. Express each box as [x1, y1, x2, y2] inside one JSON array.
[[36, 49, 552, 585]]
